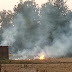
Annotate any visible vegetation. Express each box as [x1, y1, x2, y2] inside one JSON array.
[[0, 0, 72, 57], [0, 58, 72, 64]]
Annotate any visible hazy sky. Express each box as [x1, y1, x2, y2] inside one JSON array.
[[0, 0, 72, 11]]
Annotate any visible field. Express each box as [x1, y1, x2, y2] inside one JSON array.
[[0, 58, 72, 72]]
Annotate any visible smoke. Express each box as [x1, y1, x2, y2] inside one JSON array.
[[1, 1, 72, 59], [0, 25, 17, 46]]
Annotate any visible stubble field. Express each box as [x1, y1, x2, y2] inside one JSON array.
[[0, 58, 72, 72]]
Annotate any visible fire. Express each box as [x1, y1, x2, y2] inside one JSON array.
[[39, 54, 45, 60], [27, 59, 31, 61]]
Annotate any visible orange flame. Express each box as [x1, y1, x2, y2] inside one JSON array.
[[39, 54, 45, 60]]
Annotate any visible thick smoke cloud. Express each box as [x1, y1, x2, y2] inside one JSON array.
[[1, 1, 72, 59]]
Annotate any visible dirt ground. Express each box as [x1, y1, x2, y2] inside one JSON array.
[[1, 58, 72, 72]]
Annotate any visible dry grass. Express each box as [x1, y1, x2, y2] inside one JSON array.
[[1, 57, 72, 64], [1, 58, 72, 72]]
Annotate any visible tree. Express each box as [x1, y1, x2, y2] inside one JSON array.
[[40, 1, 70, 44], [0, 10, 14, 29], [0, 10, 14, 44], [54, 0, 68, 15], [11, 0, 40, 52]]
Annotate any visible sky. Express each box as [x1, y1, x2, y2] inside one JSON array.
[[0, 0, 72, 11], [0, 0, 48, 11]]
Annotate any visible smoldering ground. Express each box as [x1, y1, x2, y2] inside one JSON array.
[[0, 1, 72, 59]]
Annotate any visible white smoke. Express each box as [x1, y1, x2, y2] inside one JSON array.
[[1, 1, 72, 59], [0, 25, 17, 46]]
